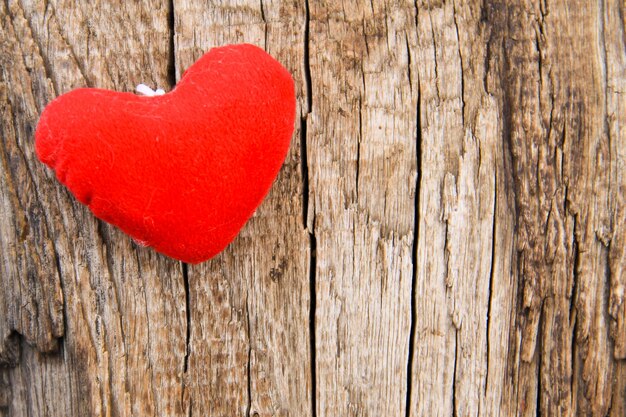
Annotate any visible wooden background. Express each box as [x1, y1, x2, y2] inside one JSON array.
[[1, 0, 625, 416]]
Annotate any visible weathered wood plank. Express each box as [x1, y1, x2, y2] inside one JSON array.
[[605, 0, 626, 361], [408, 1, 626, 416], [481, 0, 623, 415], [1, 1, 188, 416], [173, 1, 312, 416], [306, 1, 417, 415], [409, 2, 500, 416], [0, 0, 65, 365]]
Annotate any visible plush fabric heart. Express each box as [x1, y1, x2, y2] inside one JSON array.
[[35, 44, 296, 263]]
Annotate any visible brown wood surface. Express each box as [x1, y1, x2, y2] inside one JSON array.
[[0, 0, 624, 416]]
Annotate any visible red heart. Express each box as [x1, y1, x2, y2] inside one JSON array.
[[35, 44, 296, 263]]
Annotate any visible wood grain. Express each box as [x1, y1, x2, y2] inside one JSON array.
[[1, 0, 624, 416], [173, 1, 312, 415], [0, 1, 187, 416]]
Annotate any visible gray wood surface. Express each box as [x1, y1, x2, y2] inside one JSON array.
[[1, 0, 624, 416]]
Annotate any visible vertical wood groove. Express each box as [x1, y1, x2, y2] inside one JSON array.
[[167, 0, 176, 88], [302, 2, 317, 417], [405, 79, 421, 417]]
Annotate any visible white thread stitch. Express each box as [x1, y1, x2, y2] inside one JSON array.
[[136, 84, 165, 96]]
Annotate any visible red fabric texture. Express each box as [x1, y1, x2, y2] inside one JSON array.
[[35, 44, 296, 263]]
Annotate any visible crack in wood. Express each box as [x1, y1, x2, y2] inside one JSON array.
[[356, 97, 362, 203], [182, 262, 190, 374], [181, 261, 191, 417], [245, 294, 252, 417], [452, 330, 458, 417], [405, 79, 421, 417], [485, 168, 497, 396], [302, 3, 317, 417], [167, 0, 176, 87], [259, 0, 267, 48]]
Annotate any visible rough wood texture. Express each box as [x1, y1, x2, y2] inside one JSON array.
[[0, 0, 624, 416]]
